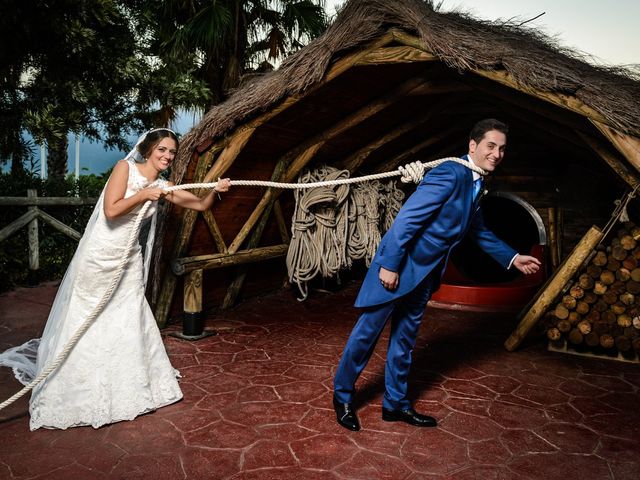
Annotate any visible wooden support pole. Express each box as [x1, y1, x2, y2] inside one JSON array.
[[504, 226, 603, 351], [556, 207, 564, 263], [183, 269, 203, 313], [273, 200, 290, 244], [548, 207, 559, 270], [182, 269, 204, 336], [201, 210, 228, 254]]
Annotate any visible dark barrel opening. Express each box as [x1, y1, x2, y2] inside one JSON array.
[[445, 192, 546, 284]]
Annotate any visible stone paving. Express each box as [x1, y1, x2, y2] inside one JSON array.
[[0, 281, 639, 479]]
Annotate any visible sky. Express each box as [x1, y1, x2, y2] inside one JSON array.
[[20, 0, 640, 176]]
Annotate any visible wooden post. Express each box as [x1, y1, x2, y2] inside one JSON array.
[[182, 269, 204, 337], [557, 207, 564, 263], [27, 189, 39, 286], [504, 226, 603, 351], [548, 207, 559, 270]]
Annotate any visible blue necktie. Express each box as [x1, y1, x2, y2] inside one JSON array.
[[473, 177, 483, 200]]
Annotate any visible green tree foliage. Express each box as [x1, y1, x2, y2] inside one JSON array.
[[0, 0, 147, 178], [132, 0, 328, 108]]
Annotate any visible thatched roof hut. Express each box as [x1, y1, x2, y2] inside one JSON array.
[[151, 0, 640, 327]]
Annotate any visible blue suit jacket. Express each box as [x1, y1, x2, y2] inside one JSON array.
[[354, 157, 517, 308]]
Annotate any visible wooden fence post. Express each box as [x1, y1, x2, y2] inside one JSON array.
[[27, 189, 39, 285]]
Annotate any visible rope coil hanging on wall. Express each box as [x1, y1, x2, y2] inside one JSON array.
[[286, 165, 404, 300]]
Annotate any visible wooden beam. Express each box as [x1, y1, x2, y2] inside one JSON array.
[[355, 45, 438, 65], [0, 210, 37, 242], [201, 127, 255, 184], [300, 76, 429, 147], [547, 207, 559, 270], [37, 208, 82, 241], [273, 200, 290, 244], [406, 80, 473, 97], [576, 130, 640, 188], [591, 121, 640, 173], [172, 244, 289, 275], [201, 210, 228, 254], [0, 196, 97, 206]]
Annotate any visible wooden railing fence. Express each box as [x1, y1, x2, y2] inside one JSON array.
[[0, 189, 97, 283]]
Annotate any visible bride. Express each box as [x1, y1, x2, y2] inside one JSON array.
[[0, 128, 230, 430]]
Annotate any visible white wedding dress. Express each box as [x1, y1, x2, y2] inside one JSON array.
[[0, 159, 182, 430]]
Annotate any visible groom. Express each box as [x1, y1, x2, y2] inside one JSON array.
[[333, 119, 541, 431]]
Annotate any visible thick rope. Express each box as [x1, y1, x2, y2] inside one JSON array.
[[0, 156, 481, 411], [169, 157, 486, 192]]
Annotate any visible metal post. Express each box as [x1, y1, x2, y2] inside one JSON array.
[[75, 135, 81, 180], [40, 144, 47, 179]]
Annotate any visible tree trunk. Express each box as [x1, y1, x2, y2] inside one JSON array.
[[47, 135, 68, 178], [11, 152, 24, 175]]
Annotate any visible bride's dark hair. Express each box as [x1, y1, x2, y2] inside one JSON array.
[[136, 129, 179, 160]]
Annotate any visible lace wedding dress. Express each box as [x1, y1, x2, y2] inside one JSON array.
[[0, 159, 182, 430]]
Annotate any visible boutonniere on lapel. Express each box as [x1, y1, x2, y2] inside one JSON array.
[[477, 187, 489, 203]]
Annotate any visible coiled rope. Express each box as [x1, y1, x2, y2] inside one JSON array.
[[0, 156, 483, 411], [286, 166, 404, 299]]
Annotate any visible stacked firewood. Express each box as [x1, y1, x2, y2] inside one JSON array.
[[545, 223, 640, 360]]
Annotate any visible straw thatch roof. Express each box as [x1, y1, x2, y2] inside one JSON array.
[[173, 0, 640, 182]]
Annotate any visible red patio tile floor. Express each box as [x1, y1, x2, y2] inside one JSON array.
[[1, 280, 639, 479]]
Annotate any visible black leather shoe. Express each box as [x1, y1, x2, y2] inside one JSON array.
[[382, 407, 437, 427], [333, 397, 361, 431]]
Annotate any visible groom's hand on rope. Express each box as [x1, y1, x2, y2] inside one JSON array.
[[379, 267, 399, 291], [399, 161, 425, 184]]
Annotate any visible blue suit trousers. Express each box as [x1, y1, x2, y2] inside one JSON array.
[[334, 273, 437, 410]]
